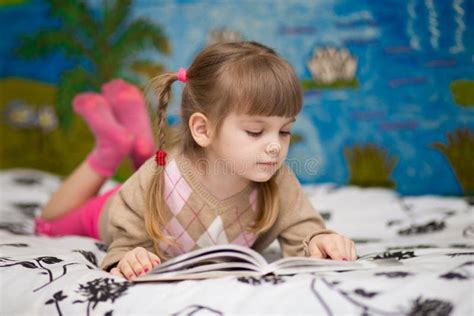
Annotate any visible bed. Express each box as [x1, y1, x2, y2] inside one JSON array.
[[1, 168, 473, 315]]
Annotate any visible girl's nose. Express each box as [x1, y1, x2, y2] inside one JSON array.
[[266, 142, 281, 156]]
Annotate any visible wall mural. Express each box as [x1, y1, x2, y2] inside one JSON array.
[[0, 0, 473, 195]]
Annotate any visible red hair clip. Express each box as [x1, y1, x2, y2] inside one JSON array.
[[155, 150, 167, 166]]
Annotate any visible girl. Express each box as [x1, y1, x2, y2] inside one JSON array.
[[36, 41, 356, 280]]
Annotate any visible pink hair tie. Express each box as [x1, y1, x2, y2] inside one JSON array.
[[177, 67, 187, 83]]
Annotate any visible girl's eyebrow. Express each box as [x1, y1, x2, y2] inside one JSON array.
[[242, 117, 296, 124]]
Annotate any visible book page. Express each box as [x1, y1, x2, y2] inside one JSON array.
[[136, 262, 262, 282], [136, 244, 269, 282], [149, 251, 262, 275], [266, 257, 401, 275], [136, 269, 263, 282]]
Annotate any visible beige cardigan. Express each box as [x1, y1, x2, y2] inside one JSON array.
[[99, 152, 332, 271]]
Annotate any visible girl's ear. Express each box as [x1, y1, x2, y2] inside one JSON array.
[[188, 112, 213, 147]]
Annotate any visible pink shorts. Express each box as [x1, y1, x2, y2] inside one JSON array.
[[35, 184, 122, 240]]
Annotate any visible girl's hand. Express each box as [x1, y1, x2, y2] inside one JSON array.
[[110, 247, 161, 280], [308, 233, 357, 261]]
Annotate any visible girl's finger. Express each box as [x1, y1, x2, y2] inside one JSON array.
[[128, 255, 144, 277], [335, 235, 355, 261], [321, 241, 342, 260], [309, 243, 324, 259], [119, 261, 137, 280], [110, 267, 126, 279], [343, 238, 353, 261], [135, 248, 153, 274], [350, 241, 357, 261], [147, 252, 161, 268], [335, 237, 349, 260]]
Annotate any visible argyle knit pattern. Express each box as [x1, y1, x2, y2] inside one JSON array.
[[158, 159, 258, 257]]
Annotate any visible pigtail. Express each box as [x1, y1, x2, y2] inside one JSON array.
[[144, 72, 180, 260], [249, 171, 280, 234]]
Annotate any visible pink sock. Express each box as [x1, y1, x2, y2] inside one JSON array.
[[102, 79, 155, 170], [73, 93, 134, 177]]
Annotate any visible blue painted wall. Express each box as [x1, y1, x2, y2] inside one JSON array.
[[1, 0, 473, 195]]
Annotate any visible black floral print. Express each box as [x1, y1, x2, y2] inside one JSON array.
[[13, 176, 42, 186], [386, 219, 403, 227], [0, 243, 28, 248], [0, 222, 30, 235], [448, 243, 474, 249], [375, 271, 414, 278], [320, 211, 332, 221], [460, 224, 474, 239], [440, 271, 468, 280], [311, 277, 393, 315], [73, 278, 133, 316], [353, 288, 378, 298], [374, 251, 416, 260], [0, 169, 472, 315], [386, 245, 437, 251], [398, 221, 445, 236], [0, 256, 79, 291], [11, 202, 40, 217], [171, 304, 223, 316], [408, 297, 453, 316], [353, 238, 382, 244], [445, 252, 474, 258], [237, 273, 287, 285], [440, 261, 474, 280], [95, 242, 108, 252], [73, 250, 98, 267], [45, 291, 68, 316]]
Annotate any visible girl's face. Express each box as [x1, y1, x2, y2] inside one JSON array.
[[207, 113, 295, 183]]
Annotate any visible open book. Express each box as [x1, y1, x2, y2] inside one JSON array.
[[134, 244, 400, 282]]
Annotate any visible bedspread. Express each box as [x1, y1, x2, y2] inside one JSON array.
[[1, 169, 473, 315]]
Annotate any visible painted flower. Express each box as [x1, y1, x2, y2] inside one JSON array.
[[208, 28, 242, 46], [37, 106, 58, 133], [4, 100, 36, 129], [307, 47, 357, 83]]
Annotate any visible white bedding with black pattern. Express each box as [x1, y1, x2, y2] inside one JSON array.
[[1, 169, 473, 316]]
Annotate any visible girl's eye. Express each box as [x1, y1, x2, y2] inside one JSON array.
[[280, 131, 292, 137], [246, 131, 263, 137]]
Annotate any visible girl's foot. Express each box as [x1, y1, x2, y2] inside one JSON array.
[[102, 79, 155, 170], [73, 93, 134, 177]]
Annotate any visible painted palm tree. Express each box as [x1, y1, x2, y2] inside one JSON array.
[[16, 0, 170, 130]]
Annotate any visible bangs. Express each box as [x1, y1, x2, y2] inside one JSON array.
[[218, 55, 302, 118]]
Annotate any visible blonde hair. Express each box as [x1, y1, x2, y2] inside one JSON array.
[[145, 41, 302, 259]]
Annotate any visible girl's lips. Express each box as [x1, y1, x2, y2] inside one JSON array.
[[257, 161, 278, 166]]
